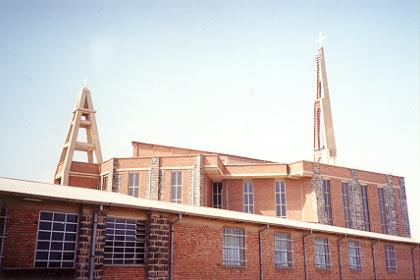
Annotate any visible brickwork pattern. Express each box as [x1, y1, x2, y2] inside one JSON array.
[[191, 155, 204, 206], [145, 214, 170, 280], [2, 207, 38, 268], [385, 175, 398, 236], [0, 199, 418, 280], [398, 177, 411, 237], [103, 266, 145, 280]]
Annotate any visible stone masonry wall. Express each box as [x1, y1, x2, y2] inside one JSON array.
[[311, 162, 324, 224], [149, 157, 161, 200], [384, 175, 398, 236], [399, 177, 411, 237], [190, 155, 204, 206], [75, 208, 107, 280], [145, 213, 170, 280], [110, 158, 123, 193], [348, 170, 364, 230]]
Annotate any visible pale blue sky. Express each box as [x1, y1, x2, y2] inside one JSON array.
[[0, 1, 419, 238]]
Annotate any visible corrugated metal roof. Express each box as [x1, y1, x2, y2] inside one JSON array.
[[0, 177, 418, 245]]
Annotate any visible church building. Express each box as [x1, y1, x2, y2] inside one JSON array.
[[0, 44, 418, 280]]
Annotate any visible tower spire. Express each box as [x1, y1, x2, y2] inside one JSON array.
[[54, 86, 102, 186], [313, 41, 337, 165]]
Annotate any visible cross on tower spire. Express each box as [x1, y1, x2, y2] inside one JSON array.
[[316, 32, 327, 48], [313, 42, 337, 165]]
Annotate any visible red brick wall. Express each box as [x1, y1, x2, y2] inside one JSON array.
[[172, 220, 260, 279], [260, 229, 305, 280], [253, 178, 275, 216], [161, 169, 191, 204], [68, 175, 98, 189], [414, 247, 420, 280], [1, 197, 418, 280], [172, 217, 418, 280], [374, 242, 416, 280], [329, 178, 345, 227], [2, 207, 38, 268], [367, 183, 381, 233], [339, 238, 374, 279], [225, 179, 243, 212], [304, 233, 341, 280], [2, 200, 79, 269], [103, 266, 145, 280], [284, 178, 304, 220]]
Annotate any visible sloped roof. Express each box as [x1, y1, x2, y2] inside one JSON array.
[[0, 177, 417, 245]]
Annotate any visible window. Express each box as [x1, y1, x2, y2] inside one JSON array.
[[213, 183, 223, 209], [34, 211, 78, 268], [223, 228, 245, 267], [128, 173, 139, 197], [378, 188, 388, 234], [275, 181, 287, 218], [385, 245, 396, 272], [342, 182, 351, 228], [101, 175, 108, 191], [274, 233, 293, 268], [322, 180, 333, 225], [0, 207, 7, 265], [243, 181, 254, 213], [171, 171, 182, 203], [315, 238, 331, 269], [104, 218, 146, 265], [360, 185, 371, 231], [348, 241, 361, 271]]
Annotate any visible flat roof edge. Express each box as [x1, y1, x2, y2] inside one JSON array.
[[0, 177, 417, 245]]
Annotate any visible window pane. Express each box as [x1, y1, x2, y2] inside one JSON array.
[[35, 211, 78, 268], [223, 228, 245, 267], [104, 218, 146, 265]]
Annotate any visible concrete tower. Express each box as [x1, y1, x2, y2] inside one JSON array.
[[313, 34, 337, 165], [54, 87, 102, 186]]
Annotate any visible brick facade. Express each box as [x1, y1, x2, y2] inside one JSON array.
[[0, 189, 418, 280]]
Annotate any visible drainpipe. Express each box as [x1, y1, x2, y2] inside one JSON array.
[[370, 240, 377, 280], [169, 213, 182, 280], [258, 225, 269, 280], [337, 235, 346, 280], [411, 245, 418, 280], [88, 205, 102, 280], [303, 231, 312, 280]]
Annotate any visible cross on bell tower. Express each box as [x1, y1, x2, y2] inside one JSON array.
[[313, 34, 337, 165]]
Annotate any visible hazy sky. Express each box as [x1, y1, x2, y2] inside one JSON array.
[[0, 1, 419, 238]]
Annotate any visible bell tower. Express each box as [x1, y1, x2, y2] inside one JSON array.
[[313, 33, 337, 165], [54, 86, 102, 187]]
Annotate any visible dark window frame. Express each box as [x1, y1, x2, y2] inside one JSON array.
[[104, 217, 146, 265]]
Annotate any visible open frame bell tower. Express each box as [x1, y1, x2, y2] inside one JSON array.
[[54, 87, 102, 187]]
